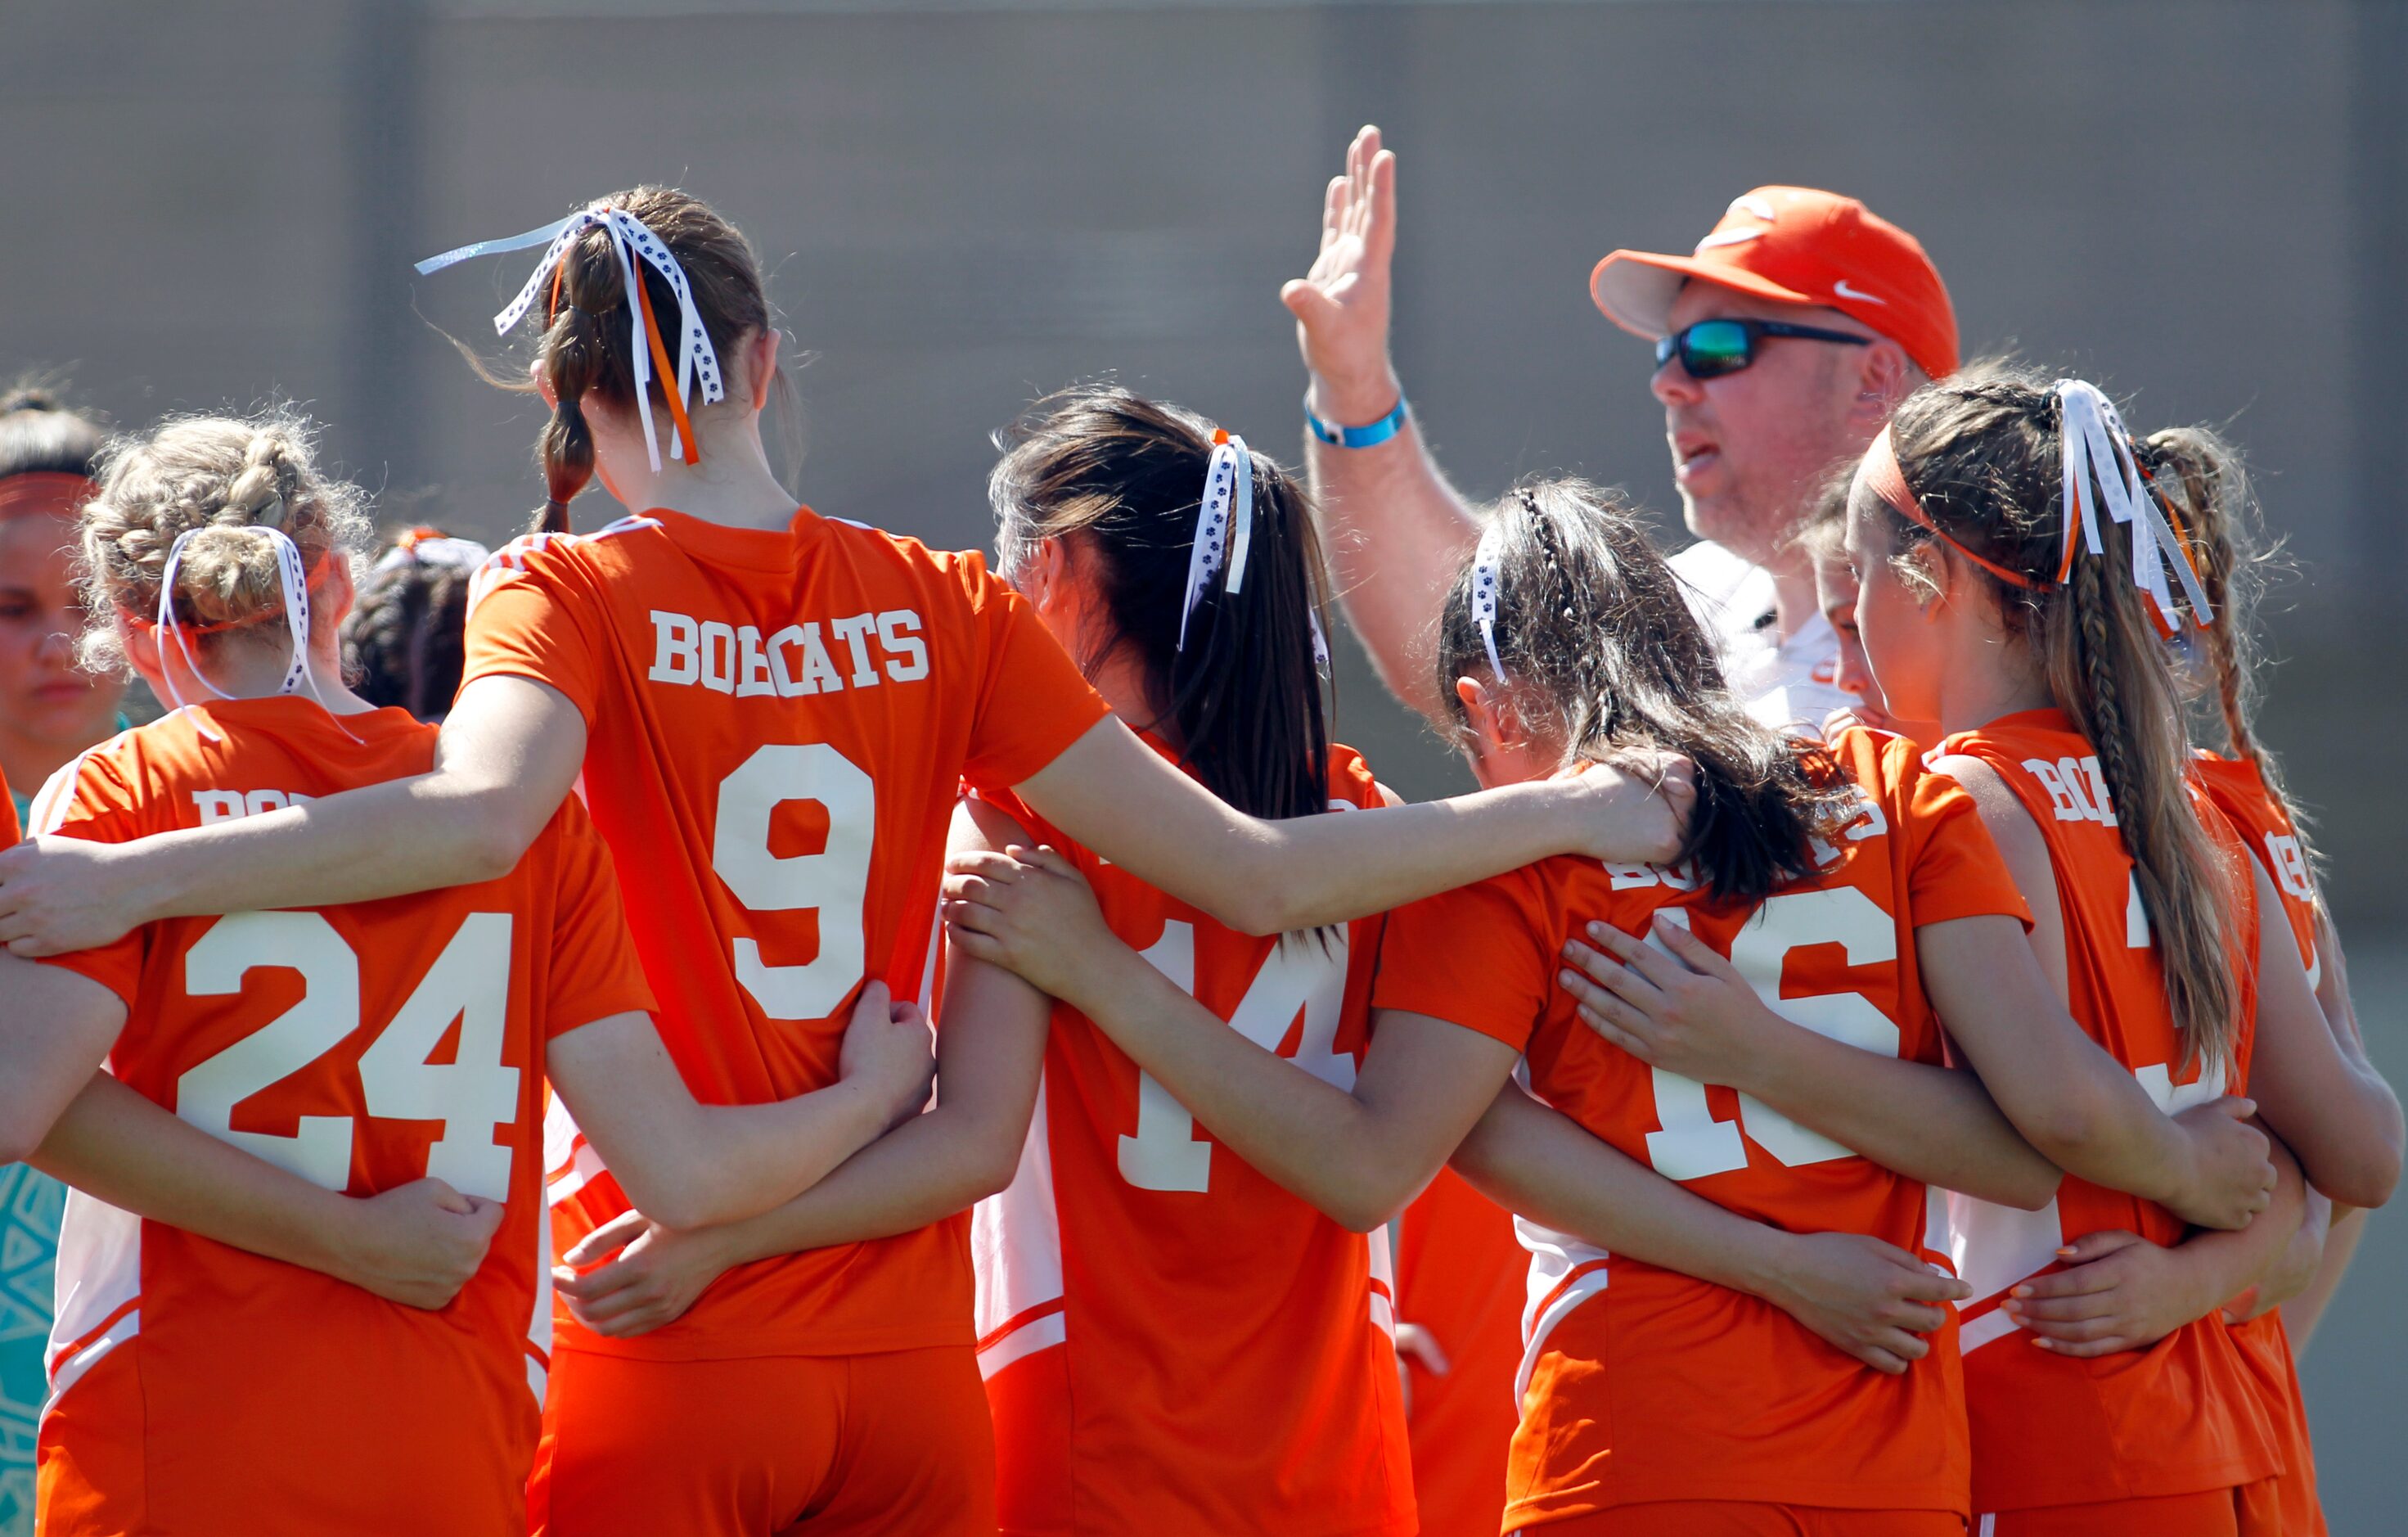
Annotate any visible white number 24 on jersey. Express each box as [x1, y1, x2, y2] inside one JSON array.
[[178, 910, 520, 1199]]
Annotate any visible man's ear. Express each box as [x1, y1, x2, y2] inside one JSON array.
[[1848, 340, 1920, 430]]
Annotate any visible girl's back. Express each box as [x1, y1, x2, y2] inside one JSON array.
[[1937, 704, 2276, 1512], [1373, 728, 2004, 1526], [470, 507, 1105, 1358], [974, 739, 1413, 1535], [32, 697, 650, 1535]]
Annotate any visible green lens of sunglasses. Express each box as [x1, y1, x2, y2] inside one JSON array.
[[1681, 320, 1753, 375]]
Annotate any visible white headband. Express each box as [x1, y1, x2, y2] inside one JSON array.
[[1471, 515, 1509, 681], [416, 207, 727, 474], [1177, 430, 1255, 653], [2053, 379, 2212, 632], [153, 525, 357, 746]]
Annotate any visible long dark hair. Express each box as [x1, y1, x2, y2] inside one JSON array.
[[1434, 478, 1853, 903], [1867, 362, 2243, 1069], [989, 386, 1333, 823]]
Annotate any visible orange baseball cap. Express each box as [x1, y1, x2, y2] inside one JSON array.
[[1591, 187, 1959, 379]]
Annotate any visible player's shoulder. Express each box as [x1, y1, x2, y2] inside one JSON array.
[[1324, 741, 1384, 810], [25, 713, 199, 832], [471, 515, 661, 593]]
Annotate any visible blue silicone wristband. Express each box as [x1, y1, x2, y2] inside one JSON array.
[[1304, 394, 1409, 449]]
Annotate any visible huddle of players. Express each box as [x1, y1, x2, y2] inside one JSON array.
[[0, 130, 2393, 1537]]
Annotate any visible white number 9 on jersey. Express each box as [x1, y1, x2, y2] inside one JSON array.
[[711, 741, 877, 1021]]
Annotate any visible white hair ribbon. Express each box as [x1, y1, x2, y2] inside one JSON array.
[[2052, 380, 2212, 633], [154, 525, 352, 740], [1471, 515, 1508, 680], [373, 534, 491, 575], [416, 206, 726, 474], [1177, 430, 1254, 652]]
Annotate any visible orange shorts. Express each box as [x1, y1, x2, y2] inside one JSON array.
[[1537, 1506, 1964, 1535], [530, 1343, 996, 1536], [1975, 1487, 2240, 1536]]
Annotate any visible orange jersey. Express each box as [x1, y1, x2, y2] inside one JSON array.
[[1934, 709, 2279, 1512], [2194, 753, 2318, 984], [462, 507, 1108, 1360], [972, 744, 1415, 1536], [2, 766, 19, 842], [27, 700, 654, 1535], [1372, 729, 2023, 1524], [1394, 1167, 1524, 1537], [2194, 751, 2326, 1535]]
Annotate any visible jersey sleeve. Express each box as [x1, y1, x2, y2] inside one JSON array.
[[956, 556, 1111, 792], [1371, 872, 1552, 1052], [535, 798, 659, 1039], [29, 750, 162, 1010], [461, 542, 608, 727], [1905, 764, 2034, 930]]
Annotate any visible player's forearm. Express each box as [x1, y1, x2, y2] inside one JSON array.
[[2181, 1139, 2309, 1318], [108, 770, 526, 926], [34, 1074, 365, 1279], [1451, 1089, 1790, 1299], [638, 1084, 891, 1232], [1064, 944, 1418, 1232], [1302, 377, 1480, 726], [2280, 1204, 2365, 1350], [707, 1104, 1023, 1268], [1735, 1025, 2060, 1209]]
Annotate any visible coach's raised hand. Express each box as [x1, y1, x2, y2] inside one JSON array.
[[1282, 124, 1402, 425]]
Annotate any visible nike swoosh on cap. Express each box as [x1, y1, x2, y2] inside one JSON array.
[[1833, 278, 1887, 304], [1695, 229, 1762, 251], [1730, 194, 1778, 222]]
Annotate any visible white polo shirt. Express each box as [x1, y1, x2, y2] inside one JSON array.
[[1667, 539, 1854, 735]]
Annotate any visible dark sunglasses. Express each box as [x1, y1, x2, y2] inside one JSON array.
[[1654, 318, 1872, 381]]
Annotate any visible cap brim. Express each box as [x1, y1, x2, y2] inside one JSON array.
[[1589, 250, 1819, 338]]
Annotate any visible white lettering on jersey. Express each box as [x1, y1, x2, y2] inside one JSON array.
[[2023, 755, 2118, 826], [2264, 832, 2315, 904], [193, 788, 318, 823], [646, 607, 928, 698]]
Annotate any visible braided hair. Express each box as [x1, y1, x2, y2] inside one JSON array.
[[1868, 362, 2244, 1070], [77, 412, 372, 673], [1432, 478, 1855, 904]]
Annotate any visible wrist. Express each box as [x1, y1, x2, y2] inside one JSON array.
[[1726, 1224, 1801, 1305], [1306, 370, 1405, 435], [316, 1192, 376, 1284]]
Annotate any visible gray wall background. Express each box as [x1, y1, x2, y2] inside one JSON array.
[[5, 0, 2400, 1526]]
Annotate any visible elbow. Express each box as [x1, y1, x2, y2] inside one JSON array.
[[962, 1136, 1024, 1206], [1327, 1168, 1419, 1234], [2311, 1145, 2401, 1214], [2014, 1099, 2118, 1181], [1990, 1160, 2064, 1213], [0, 1128, 40, 1171], [613, 1166, 722, 1233], [467, 802, 541, 883], [1208, 883, 1297, 940]]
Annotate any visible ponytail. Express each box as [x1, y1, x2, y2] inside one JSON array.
[[1433, 479, 1854, 904], [2141, 426, 2327, 917], [1875, 363, 2244, 1070], [990, 386, 1332, 823]]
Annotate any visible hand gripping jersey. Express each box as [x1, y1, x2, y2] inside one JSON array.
[[1935, 710, 2280, 1513], [1373, 729, 2019, 1526], [2194, 752, 2326, 1537], [27, 700, 655, 1537], [971, 743, 1416, 1537], [464, 508, 1108, 1359]]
